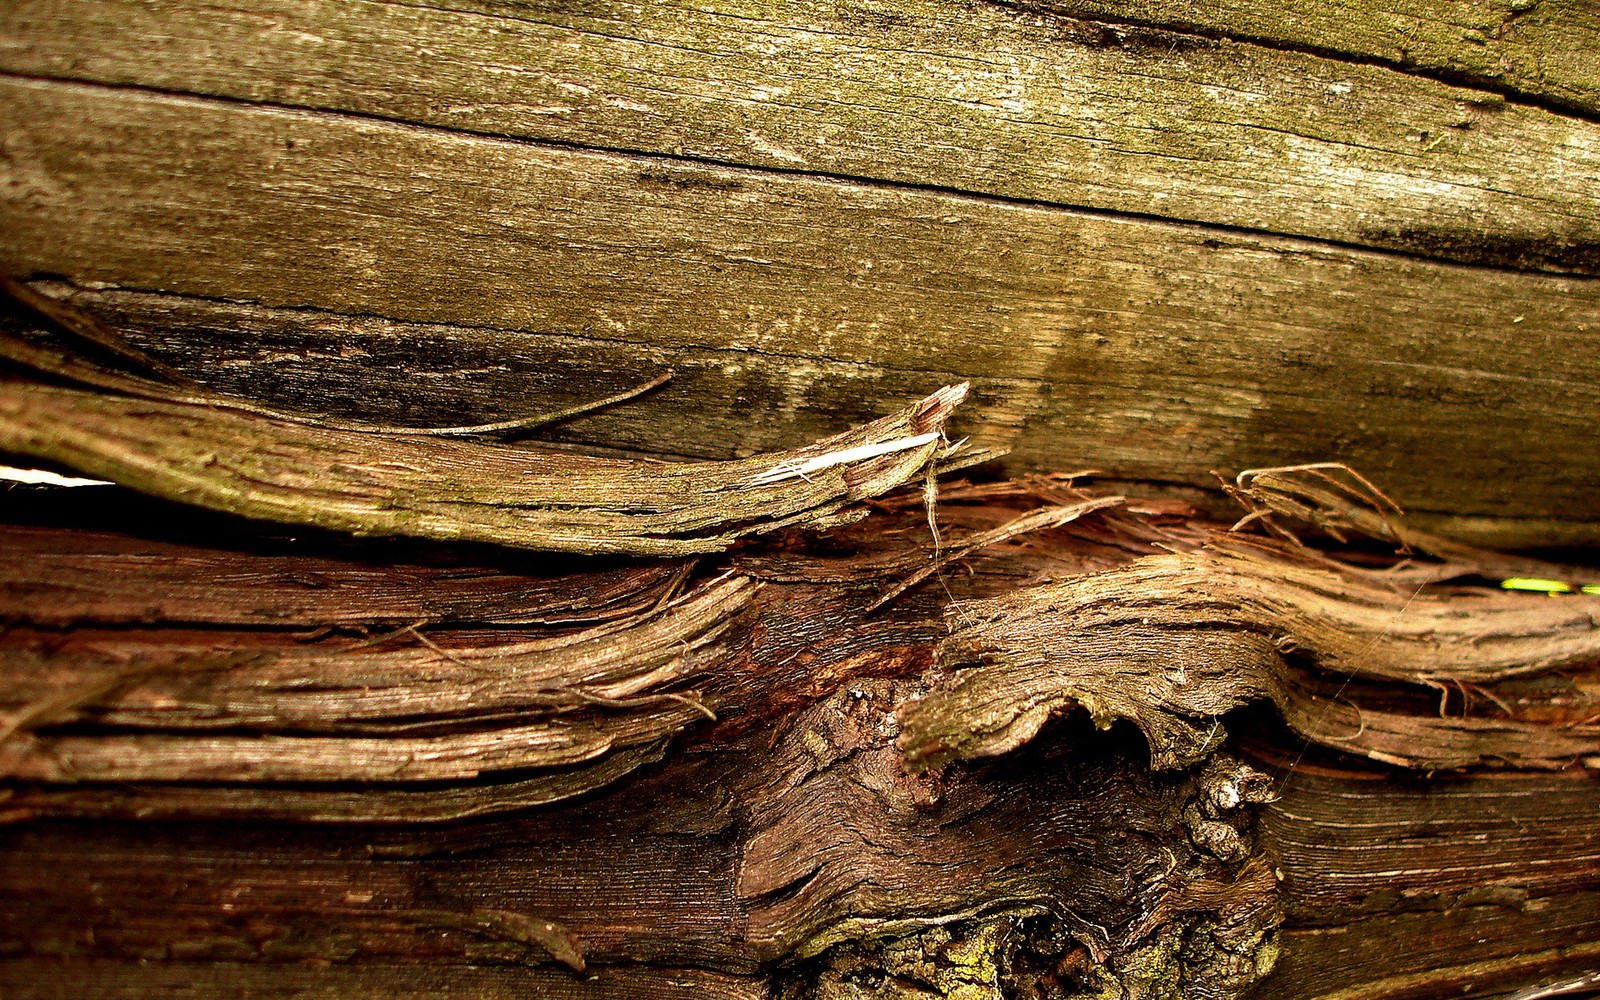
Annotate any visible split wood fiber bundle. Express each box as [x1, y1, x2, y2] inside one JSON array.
[[0, 380, 973, 556], [902, 537, 1600, 771], [0, 576, 754, 822]]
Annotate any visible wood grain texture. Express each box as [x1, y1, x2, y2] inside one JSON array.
[[0, 524, 687, 626], [1025, 0, 1600, 117], [1249, 746, 1600, 1000], [1, 82, 1597, 542], [0, 960, 771, 1000], [1, 0, 1598, 271]]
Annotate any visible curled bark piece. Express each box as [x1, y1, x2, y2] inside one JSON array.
[[866, 496, 1124, 610], [900, 540, 1600, 771], [0, 380, 975, 555], [1227, 462, 1600, 586]]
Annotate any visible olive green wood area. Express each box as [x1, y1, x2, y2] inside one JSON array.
[[2, 77, 1597, 542], [2, 0, 1599, 271], [1029, 0, 1600, 117]]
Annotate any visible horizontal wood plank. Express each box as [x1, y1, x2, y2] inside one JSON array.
[[1, 0, 1599, 270], [2, 79, 1596, 541]]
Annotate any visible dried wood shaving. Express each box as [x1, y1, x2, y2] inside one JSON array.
[[0, 379, 979, 555]]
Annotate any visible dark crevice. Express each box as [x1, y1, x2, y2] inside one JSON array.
[[13, 273, 1034, 389], [35, 274, 1596, 445], [3, 71, 1599, 280]]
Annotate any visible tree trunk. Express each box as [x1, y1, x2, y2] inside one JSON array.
[[1, 2, 1598, 997]]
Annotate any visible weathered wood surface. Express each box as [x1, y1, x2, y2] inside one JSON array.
[[1, 2, 1598, 542], [1246, 741, 1600, 1000], [2, 0, 1599, 270], [1030, 0, 1600, 117]]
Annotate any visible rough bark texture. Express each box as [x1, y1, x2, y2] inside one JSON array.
[[0, 523, 691, 627], [1, 458, 1597, 998], [903, 537, 1600, 771]]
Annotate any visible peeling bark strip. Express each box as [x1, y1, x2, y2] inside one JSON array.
[[0, 576, 752, 788], [3, 576, 752, 735], [901, 538, 1600, 771], [0, 524, 689, 627], [0, 741, 676, 825], [0, 380, 974, 555]]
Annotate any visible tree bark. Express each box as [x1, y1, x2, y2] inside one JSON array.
[[1, 2, 1598, 996], [0, 411, 1596, 996]]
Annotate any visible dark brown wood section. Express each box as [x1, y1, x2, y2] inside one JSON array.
[[0, 470, 1596, 997]]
